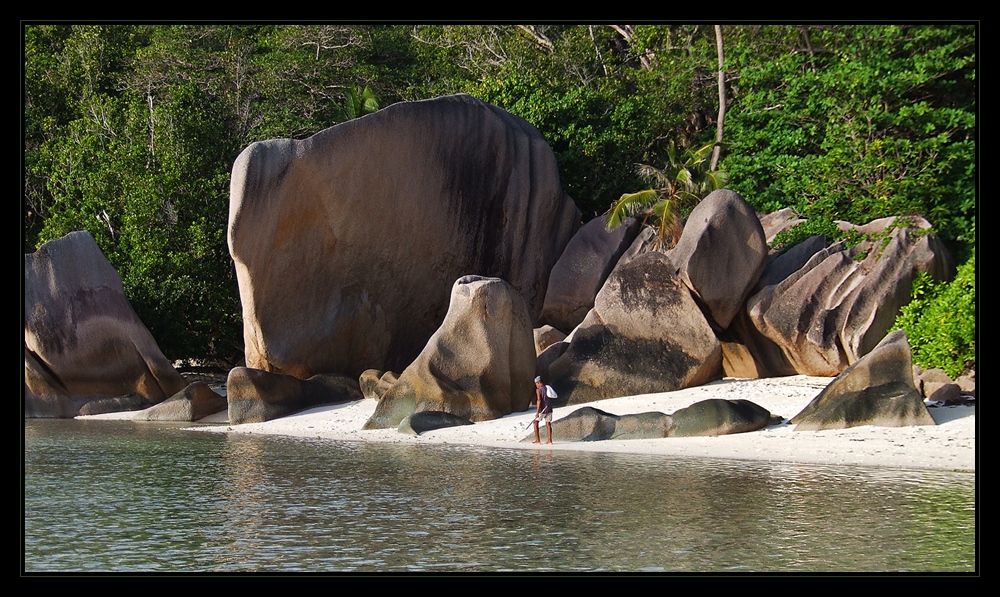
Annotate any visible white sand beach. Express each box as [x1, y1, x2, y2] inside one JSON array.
[[157, 375, 974, 473]]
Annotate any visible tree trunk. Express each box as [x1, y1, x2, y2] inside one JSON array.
[[710, 25, 726, 172]]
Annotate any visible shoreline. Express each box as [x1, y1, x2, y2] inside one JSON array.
[[83, 375, 975, 473]]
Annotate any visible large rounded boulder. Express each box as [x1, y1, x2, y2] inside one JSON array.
[[364, 275, 537, 429], [668, 398, 773, 437], [24, 231, 187, 418], [546, 251, 722, 405], [522, 398, 772, 443], [668, 189, 767, 331], [540, 215, 642, 333], [228, 94, 580, 380]]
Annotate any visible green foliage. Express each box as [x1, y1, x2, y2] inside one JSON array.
[[605, 140, 727, 248], [23, 24, 976, 364], [460, 25, 721, 219], [892, 255, 976, 379], [335, 86, 380, 121], [722, 25, 976, 253], [475, 69, 652, 218], [25, 25, 244, 362], [770, 216, 865, 253]]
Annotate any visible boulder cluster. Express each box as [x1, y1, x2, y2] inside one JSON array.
[[526, 398, 775, 443], [228, 94, 579, 381], [23, 94, 967, 435], [24, 231, 187, 418]]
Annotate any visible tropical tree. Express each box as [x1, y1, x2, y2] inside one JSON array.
[[335, 85, 380, 121], [605, 140, 728, 249]]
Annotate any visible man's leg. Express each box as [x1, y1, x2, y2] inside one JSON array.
[[545, 421, 553, 444], [533, 419, 541, 444]]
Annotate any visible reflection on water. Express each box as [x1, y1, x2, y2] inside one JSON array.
[[23, 419, 975, 573]]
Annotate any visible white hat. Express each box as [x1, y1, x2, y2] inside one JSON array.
[[534, 376, 542, 383]]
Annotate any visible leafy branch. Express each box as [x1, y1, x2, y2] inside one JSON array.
[[605, 140, 727, 249]]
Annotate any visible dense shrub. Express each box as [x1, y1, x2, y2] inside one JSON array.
[[770, 216, 865, 254], [892, 255, 976, 379]]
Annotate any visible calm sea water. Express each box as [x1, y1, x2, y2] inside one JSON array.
[[23, 418, 976, 573]]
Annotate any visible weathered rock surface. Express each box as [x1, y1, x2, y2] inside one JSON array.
[[752, 234, 827, 295], [364, 275, 536, 429], [609, 226, 658, 272], [77, 394, 154, 416], [611, 411, 675, 440], [668, 189, 767, 330], [529, 406, 620, 442], [718, 310, 794, 379], [956, 371, 976, 396], [757, 207, 805, 245], [541, 215, 642, 332], [546, 251, 722, 405], [536, 339, 569, 378], [926, 383, 962, 405], [533, 325, 566, 355], [227, 367, 363, 425], [668, 398, 773, 437], [740, 217, 953, 376], [24, 231, 187, 418], [134, 382, 227, 422], [397, 411, 474, 436], [790, 330, 935, 430], [521, 398, 772, 442], [359, 369, 398, 401], [229, 94, 580, 381]]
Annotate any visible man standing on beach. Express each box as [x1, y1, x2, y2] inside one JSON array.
[[533, 376, 554, 444]]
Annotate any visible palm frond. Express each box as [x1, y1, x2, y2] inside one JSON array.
[[701, 168, 728, 191], [650, 198, 672, 219], [649, 198, 684, 249], [635, 163, 669, 187], [606, 137, 728, 246], [686, 141, 716, 165], [674, 167, 695, 190], [605, 189, 660, 230]]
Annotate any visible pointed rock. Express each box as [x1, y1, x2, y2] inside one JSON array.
[[791, 330, 935, 430]]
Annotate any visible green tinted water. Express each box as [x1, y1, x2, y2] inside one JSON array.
[[23, 419, 976, 573]]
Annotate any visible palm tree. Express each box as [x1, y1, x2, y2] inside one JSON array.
[[336, 85, 380, 121], [605, 140, 727, 249]]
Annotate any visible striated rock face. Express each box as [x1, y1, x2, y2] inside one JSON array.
[[757, 207, 805, 245], [228, 94, 580, 380], [24, 231, 186, 418], [751, 234, 827, 295], [668, 189, 767, 331], [364, 275, 536, 429], [546, 251, 722, 405], [541, 215, 642, 333], [744, 217, 953, 376], [790, 330, 934, 430], [227, 367, 362, 425]]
